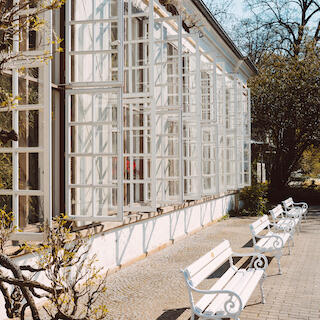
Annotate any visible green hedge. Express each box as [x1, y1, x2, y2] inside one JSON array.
[[239, 183, 269, 216]]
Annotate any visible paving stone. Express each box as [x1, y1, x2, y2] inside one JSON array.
[[100, 206, 320, 319]]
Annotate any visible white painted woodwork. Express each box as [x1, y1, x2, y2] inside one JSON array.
[[269, 204, 300, 233], [182, 240, 267, 319], [0, 0, 253, 230], [249, 215, 293, 274], [282, 197, 308, 221]]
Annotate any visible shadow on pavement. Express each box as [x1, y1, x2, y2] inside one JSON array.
[[242, 238, 254, 248], [155, 308, 189, 320]]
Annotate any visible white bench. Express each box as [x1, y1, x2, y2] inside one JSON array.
[[181, 240, 268, 320], [269, 204, 300, 234], [249, 215, 293, 275], [282, 197, 308, 221]]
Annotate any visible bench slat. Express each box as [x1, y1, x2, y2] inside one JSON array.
[[205, 268, 263, 316], [270, 204, 284, 219], [195, 266, 238, 312], [255, 231, 290, 251], [250, 215, 269, 235], [283, 197, 293, 208], [191, 247, 233, 287], [187, 240, 231, 278], [237, 269, 264, 307]]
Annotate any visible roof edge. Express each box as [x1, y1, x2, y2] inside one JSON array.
[[191, 0, 258, 75]]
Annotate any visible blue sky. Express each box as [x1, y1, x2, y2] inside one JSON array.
[[232, 0, 245, 18]]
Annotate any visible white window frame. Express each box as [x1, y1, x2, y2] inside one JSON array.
[[0, 7, 52, 241], [65, 88, 124, 222]]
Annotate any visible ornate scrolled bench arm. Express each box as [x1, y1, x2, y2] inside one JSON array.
[[232, 252, 268, 271], [293, 201, 308, 210], [187, 284, 243, 319], [269, 221, 294, 234], [255, 234, 284, 250]]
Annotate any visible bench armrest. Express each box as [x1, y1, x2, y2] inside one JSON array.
[[293, 202, 308, 209], [256, 234, 284, 249], [231, 252, 268, 271], [285, 209, 302, 219], [269, 221, 294, 233], [188, 284, 243, 317]]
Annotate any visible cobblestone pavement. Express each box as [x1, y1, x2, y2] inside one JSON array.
[[103, 206, 320, 320]]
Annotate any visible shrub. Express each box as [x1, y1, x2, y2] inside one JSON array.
[[239, 183, 269, 216]]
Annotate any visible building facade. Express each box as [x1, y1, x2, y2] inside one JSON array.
[[0, 0, 254, 241]]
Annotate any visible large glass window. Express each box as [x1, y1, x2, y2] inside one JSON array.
[[66, 91, 123, 219], [65, 0, 252, 220], [68, 0, 121, 84], [0, 13, 51, 239], [154, 17, 182, 205]]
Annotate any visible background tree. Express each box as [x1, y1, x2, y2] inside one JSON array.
[[225, 0, 320, 191], [300, 145, 320, 178], [234, 0, 320, 64], [249, 42, 320, 190], [204, 0, 235, 28]]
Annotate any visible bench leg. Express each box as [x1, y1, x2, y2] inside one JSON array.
[[275, 253, 282, 275], [297, 223, 300, 234], [290, 231, 295, 247], [287, 238, 291, 255], [259, 277, 266, 304], [289, 235, 294, 253]]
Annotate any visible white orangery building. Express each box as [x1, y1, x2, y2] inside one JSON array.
[[0, 0, 254, 268]]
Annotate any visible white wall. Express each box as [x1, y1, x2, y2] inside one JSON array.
[[85, 193, 235, 271], [1, 193, 235, 319]]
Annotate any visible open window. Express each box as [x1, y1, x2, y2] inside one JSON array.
[[182, 36, 201, 200], [66, 0, 122, 86], [0, 7, 52, 241], [200, 59, 218, 195], [154, 16, 183, 206], [65, 89, 124, 221]]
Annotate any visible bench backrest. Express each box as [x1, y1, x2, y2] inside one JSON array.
[[269, 204, 285, 221], [249, 215, 270, 245], [282, 197, 294, 210], [182, 240, 233, 287]]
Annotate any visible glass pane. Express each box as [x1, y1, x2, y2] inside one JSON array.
[[94, 22, 117, 50], [70, 125, 93, 153], [70, 156, 92, 185], [19, 195, 44, 231], [0, 195, 12, 212], [95, 125, 115, 153], [71, 24, 93, 51], [71, 0, 93, 20], [94, 53, 113, 82], [95, 156, 113, 185], [0, 111, 13, 148], [168, 181, 179, 197], [0, 153, 13, 189], [18, 153, 40, 190], [71, 55, 93, 82], [95, 187, 117, 216], [18, 68, 42, 105], [165, 159, 179, 177], [71, 94, 92, 122], [94, 93, 118, 122], [95, 0, 118, 19], [18, 110, 39, 147], [70, 187, 93, 216]]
